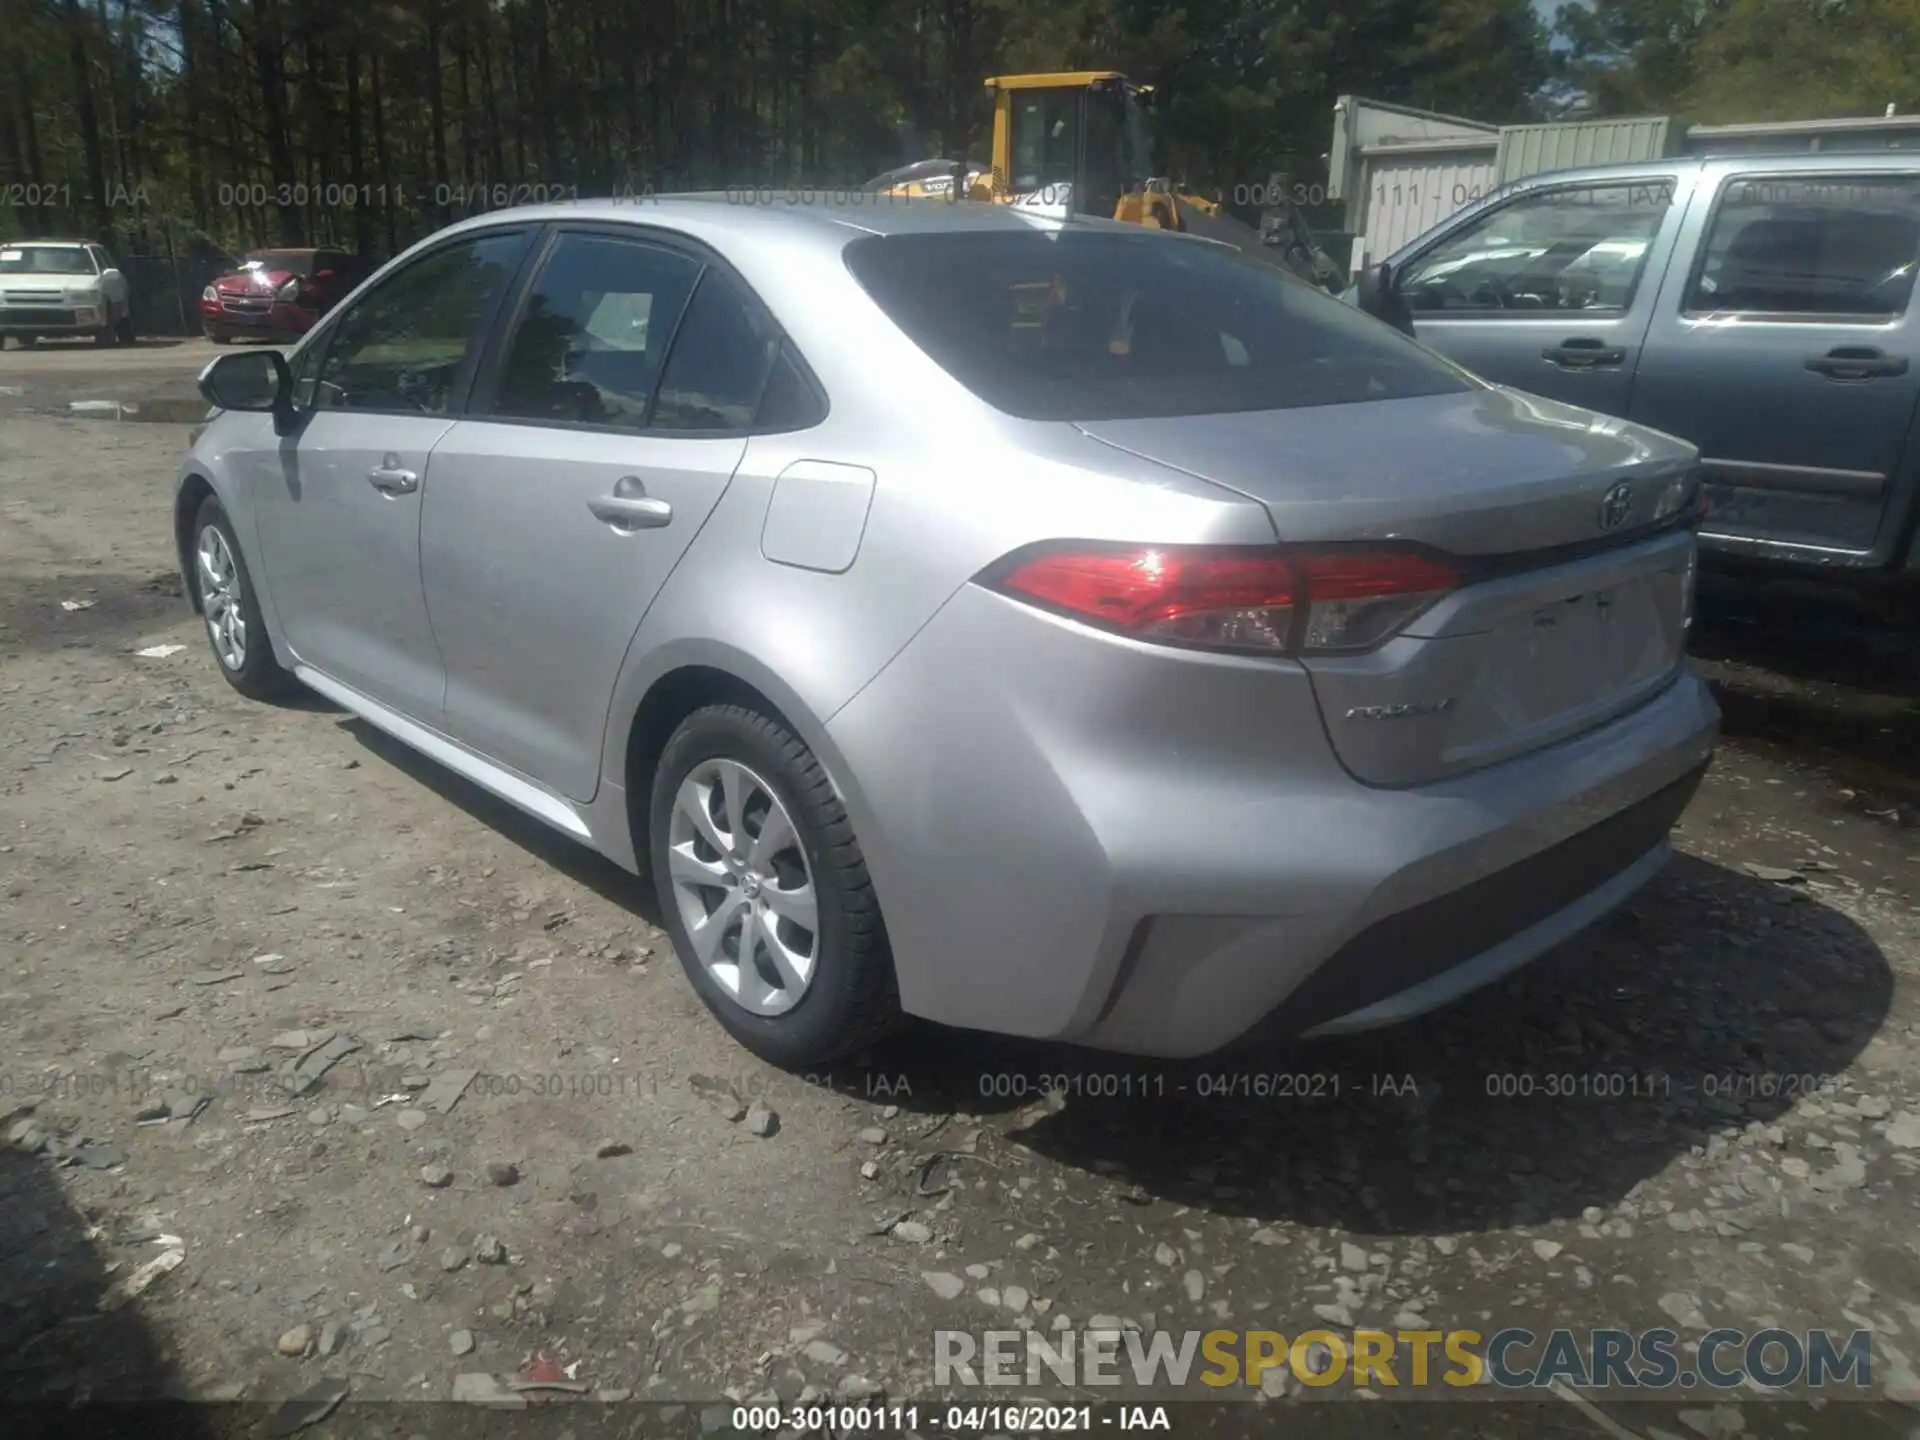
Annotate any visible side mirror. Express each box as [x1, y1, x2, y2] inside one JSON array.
[[1355, 261, 1417, 337], [199, 349, 291, 417]]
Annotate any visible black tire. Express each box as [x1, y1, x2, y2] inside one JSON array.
[[190, 495, 301, 702], [115, 310, 136, 345], [206, 330, 231, 345], [649, 704, 901, 1067], [16, 334, 36, 350]]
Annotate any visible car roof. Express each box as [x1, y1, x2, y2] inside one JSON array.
[[1495, 149, 1920, 192], [424, 191, 1199, 256]]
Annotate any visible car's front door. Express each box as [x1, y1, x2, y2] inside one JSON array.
[[247, 228, 531, 720], [1629, 168, 1920, 561], [1394, 174, 1688, 414], [422, 228, 785, 800]]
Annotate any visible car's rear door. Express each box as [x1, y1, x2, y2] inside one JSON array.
[[1393, 171, 1692, 415], [420, 226, 787, 801], [1628, 164, 1920, 563]]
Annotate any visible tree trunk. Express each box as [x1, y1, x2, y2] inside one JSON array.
[[62, 0, 114, 241], [370, 47, 397, 255], [425, 3, 450, 222], [345, 40, 373, 255], [250, 0, 301, 244]]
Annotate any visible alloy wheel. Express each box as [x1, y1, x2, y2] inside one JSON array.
[[196, 524, 247, 671], [665, 758, 820, 1016]]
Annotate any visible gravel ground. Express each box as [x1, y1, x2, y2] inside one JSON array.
[[2, 353, 1919, 1439]]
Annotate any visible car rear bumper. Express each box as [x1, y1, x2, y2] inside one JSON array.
[[826, 582, 1719, 1058]]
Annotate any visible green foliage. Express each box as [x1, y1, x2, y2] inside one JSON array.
[[0, 0, 1552, 254], [1552, 0, 1918, 122]]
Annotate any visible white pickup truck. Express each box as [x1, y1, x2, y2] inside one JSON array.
[[0, 240, 135, 347]]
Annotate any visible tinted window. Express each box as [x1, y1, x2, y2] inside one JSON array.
[[1008, 88, 1078, 195], [314, 232, 524, 414], [1687, 175, 1920, 318], [844, 230, 1470, 422], [1399, 182, 1674, 314], [650, 269, 781, 431], [753, 340, 827, 431], [487, 233, 702, 427]]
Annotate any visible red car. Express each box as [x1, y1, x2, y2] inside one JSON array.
[[199, 247, 366, 343]]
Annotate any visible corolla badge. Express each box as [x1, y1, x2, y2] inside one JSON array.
[[1598, 481, 1634, 531]]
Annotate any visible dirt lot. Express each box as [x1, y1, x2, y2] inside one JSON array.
[[2, 346, 1919, 1438]]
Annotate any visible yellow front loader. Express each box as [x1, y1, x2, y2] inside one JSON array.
[[863, 72, 1342, 289]]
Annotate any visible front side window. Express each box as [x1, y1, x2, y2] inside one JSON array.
[[845, 230, 1470, 422], [487, 233, 702, 428], [314, 231, 525, 414], [1686, 174, 1920, 318], [1399, 181, 1674, 315]]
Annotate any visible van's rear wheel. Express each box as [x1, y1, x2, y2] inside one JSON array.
[[649, 704, 900, 1068]]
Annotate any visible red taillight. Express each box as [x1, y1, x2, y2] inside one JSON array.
[[988, 544, 1457, 655]]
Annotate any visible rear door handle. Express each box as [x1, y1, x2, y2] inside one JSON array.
[[1542, 338, 1627, 369], [1806, 346, 1909, 380], [367, 456, 418, 495], [588, 475, 672, 532]]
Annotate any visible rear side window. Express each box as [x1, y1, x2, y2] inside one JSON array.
[[843, 230, 1470, 421], [1687, 175, 1920, 318], [753, 340, 828, 431], [650, 269, 782, 431], [487, 232, 702, 428]]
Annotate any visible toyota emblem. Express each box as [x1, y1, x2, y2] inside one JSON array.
[[1598, 482, 1634, 531]]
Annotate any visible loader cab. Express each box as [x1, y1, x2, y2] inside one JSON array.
[[988, 72, 1157, 221]]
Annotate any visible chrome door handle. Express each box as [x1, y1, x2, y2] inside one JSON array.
[[588, 495, 673, 530], [368, 465, 419, 495], [589, 475, 672, 531]]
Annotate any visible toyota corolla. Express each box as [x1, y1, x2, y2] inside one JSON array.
[[173, 197, 1718, 1066]]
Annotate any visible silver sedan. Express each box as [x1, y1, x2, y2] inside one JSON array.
[[174, 195, 1719, 1066]]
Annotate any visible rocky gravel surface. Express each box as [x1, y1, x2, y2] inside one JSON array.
[[1, 398, 1918, 1438]]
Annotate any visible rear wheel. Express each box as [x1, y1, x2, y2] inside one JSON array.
[[192, 495, 300, 702], [206, 329, 231, 346], [649, 704, 900, 1067], [16, 334, 36, 350]]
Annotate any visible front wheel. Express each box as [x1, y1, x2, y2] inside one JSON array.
[[115, 310, 136, 345], [649, 704, 900, 1067], [191, 495, 301, 702]]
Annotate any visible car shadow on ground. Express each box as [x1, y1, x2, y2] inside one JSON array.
[[0, 1144, 215, 1437], [336, 716, 668, 927], [861, 854, 1893, 1235], [323, 683, 1894, 1236], [1692, 572, 1920, 801]]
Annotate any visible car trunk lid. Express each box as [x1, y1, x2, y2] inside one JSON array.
[[1074, 386, 1700, 785]]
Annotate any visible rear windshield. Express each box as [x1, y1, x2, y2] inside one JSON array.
[[843, 229, 1471, 421]]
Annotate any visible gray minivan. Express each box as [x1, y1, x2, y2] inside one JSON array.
[[1355, 153, 1920, 584]]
